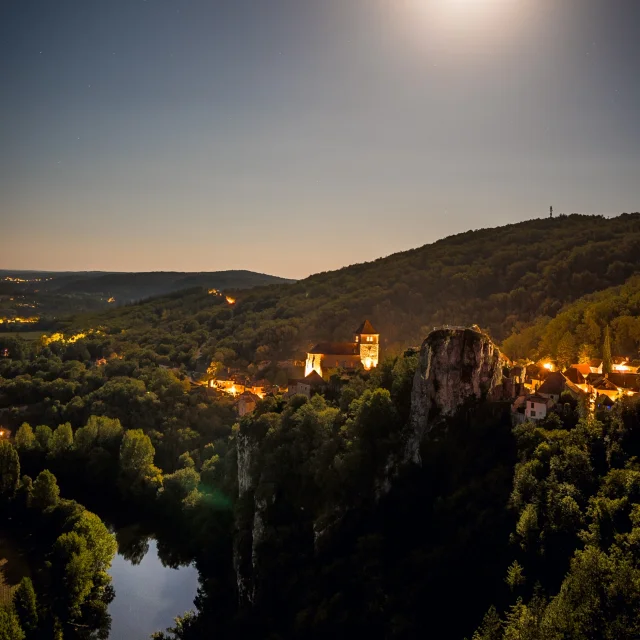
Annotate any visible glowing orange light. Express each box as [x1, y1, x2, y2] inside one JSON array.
[[543, 362, 553, 371], [226, 296, 236, 305]]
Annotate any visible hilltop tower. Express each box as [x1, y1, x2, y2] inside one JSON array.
[[355, 319, 379, 370]]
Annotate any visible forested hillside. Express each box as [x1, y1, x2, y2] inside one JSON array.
[[65, 213, 640, 371], [502, 275, 640, 362]]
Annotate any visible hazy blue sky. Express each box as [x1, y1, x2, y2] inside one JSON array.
[[2, 0, 638, 278]]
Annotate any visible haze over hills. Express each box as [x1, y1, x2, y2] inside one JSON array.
[[62, 213, 640, 369]]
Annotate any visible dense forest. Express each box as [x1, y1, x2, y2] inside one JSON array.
[[3, 214, 640, 638]]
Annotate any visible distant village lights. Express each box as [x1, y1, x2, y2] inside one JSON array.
[[207, 288, 236, 305]]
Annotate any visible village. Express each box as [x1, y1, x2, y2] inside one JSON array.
[[206, 319, 640, 423], [510, 355, 640, 422]]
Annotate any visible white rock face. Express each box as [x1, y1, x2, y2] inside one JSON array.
[[236, 432, 254, 496], [234, 432, 259, 606], [406, 327, 506, 463]]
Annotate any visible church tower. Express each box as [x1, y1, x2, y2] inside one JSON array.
[[355, 320, 379, 370]]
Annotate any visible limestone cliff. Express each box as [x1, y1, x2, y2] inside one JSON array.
[[234, 432, 263, 607], [405, 326, 507, 463]]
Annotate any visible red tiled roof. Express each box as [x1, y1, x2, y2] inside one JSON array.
[[593, 377, 619, 391], [355, 319, 377, 335], [309, 342, 359, 356], [538, 371, 568, 395], [572, 364, 592, 376], [564, 367, 586, 384], [304, 371, 326, 385]]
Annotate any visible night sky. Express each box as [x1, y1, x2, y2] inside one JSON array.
[[2, 0, 639, 278]]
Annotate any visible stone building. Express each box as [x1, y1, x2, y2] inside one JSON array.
[[305, 320, 379, 378]]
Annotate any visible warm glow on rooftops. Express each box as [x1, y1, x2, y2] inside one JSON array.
[[0, 316, 39, 324]]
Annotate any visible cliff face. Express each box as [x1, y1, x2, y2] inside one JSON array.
[[234, 432, 263, 607], [406, 327, 507, 463]]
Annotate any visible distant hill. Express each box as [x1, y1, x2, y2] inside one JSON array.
[[48, 270, 294, 301], [0, 269, 294, 324], [68, 213, 640, 369]]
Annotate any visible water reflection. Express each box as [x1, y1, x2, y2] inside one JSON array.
[[109, 526, 199, 639]]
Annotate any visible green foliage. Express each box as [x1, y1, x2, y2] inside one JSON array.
[[48, 422, 73, 458], [34, 425, 53, 452], [0, 608, 24, 640], [52, 531, 95, 618], [505, 561, 525, 591], [161, 468, 201, 507], [32, 469, 60, 510], [14, 424, 35, 452], [472, 606, 503, 640], [556, 331, 576, 370], [119, 429, 162, 495], [72, 511, 117, 572], [12, 578, 37, 634], [0, 441, 20, 498]]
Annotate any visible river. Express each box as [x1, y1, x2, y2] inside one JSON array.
[[108, 531, 199, 639]]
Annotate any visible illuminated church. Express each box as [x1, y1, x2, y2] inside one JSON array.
[[305, 320, 379, 378]]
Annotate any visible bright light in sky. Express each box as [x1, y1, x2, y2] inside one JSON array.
[[400, 0, 535, 49]]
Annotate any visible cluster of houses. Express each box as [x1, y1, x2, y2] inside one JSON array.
[[208, 320, 380, 417], [512, 356, 640, 422], [208, 370, 330, 417]]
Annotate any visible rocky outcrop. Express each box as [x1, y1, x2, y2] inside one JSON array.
[[406, 326, 507, 463]]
